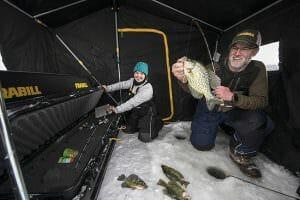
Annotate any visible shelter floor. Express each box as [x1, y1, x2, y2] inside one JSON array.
[[98, 122, 299, 200]]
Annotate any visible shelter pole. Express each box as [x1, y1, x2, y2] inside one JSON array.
[[150, 0, 223, 32], [113, 0, 123, 104], [3, 0, 47, 27], [224, 0, 283, 32], [0, 82, 29, 200], [2, 0, 33, 18], [34, 0, 88, 18]]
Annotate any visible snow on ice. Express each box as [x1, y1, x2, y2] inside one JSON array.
[[99, 122, 299, 200]]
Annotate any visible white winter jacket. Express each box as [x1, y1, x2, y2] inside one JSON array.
[[106, 78, 153, 113]]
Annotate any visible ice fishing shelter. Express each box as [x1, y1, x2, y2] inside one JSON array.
[[0, 0, 299, 199]]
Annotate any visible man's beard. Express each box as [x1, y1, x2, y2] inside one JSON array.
[[229, 56, 251, 72]]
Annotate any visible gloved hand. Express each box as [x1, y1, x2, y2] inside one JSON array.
[[172, 57, 188, 83], [99, 85, 107, 91], [108, 105, 117, 113]]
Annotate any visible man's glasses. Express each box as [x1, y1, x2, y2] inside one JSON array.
[[231, 46, 256, 53]]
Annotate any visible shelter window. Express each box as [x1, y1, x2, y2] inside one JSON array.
[[0, 53, 7, 71], [252, 41, 279, 71]]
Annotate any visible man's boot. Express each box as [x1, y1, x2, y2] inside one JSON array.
[[229, 149, 262, 178]]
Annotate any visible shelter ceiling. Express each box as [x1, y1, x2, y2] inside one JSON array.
[[7, 0, 293, 31]]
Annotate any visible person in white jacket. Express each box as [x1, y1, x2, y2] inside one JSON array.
[[102, 62, 163, 142]]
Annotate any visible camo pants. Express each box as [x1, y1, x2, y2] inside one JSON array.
[[190, 99, 274, 156]]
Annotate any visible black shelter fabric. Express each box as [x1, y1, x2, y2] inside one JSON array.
[[8, 0, 113, 28], [0, 2, 58, 72], [273, 5, 300, 173], [280, 6, 300, 130], [261, 72, 300, 174], [0, 1, 99, 80], [4, 0, 292, 31], [56, 8, 117, 85], [53, 6, 219, 120], [126, 0, 282, 30]]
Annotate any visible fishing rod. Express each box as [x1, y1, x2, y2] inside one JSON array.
[[207, 166, 300, 200], [55, 34, 119, 105], [112, 0, 123, 105], [191, 19, 217, 73]]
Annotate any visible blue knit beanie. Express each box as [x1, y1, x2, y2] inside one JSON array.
[[134, 62, 149, 76]]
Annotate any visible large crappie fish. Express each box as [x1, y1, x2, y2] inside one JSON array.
[[182, 57, 223, 110]]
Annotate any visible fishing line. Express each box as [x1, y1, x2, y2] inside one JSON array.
[[185, 20, 194, 57], [207, 166, 300, 200], [191, 19, 216, 73]]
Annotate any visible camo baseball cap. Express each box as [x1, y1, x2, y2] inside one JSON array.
[[230, 29, 262, 48]]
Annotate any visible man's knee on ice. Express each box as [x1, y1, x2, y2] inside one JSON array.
[[190, 127, 217, 151], [191, 141, 215, 151]]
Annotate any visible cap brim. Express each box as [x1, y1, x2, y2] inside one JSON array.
[[230, 39, 258, 48]]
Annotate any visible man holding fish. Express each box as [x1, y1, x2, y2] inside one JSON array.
[[172, 29, 274, 178]]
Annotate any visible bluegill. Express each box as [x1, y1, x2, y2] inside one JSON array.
[[118, 174, 148, 190], [157, 179, 191, 200], [161, 165, 189, 188]]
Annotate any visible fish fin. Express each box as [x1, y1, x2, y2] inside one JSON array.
[[157, 179, 168, 187], [207, 70, 221, 89], [135, 185, 147, 190], [162, 189, 169, 195], [181, 180, 190, 188], [206, 98, 223, 111], [121, 182, 129, 188], [117, 174, 126, 181], [188, 85, 203, 99], [163, 190, 177, 200]]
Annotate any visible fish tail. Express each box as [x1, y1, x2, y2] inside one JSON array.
[[157, 179, 168, 187], [181, 180, 190, 188], [206, 98, 223, 111]]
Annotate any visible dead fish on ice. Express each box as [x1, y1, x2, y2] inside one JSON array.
[[117, 174, 147, 190], [161, 165, 190, 188], [183, 57, 223, 110], [157, 179, 191, 200]]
